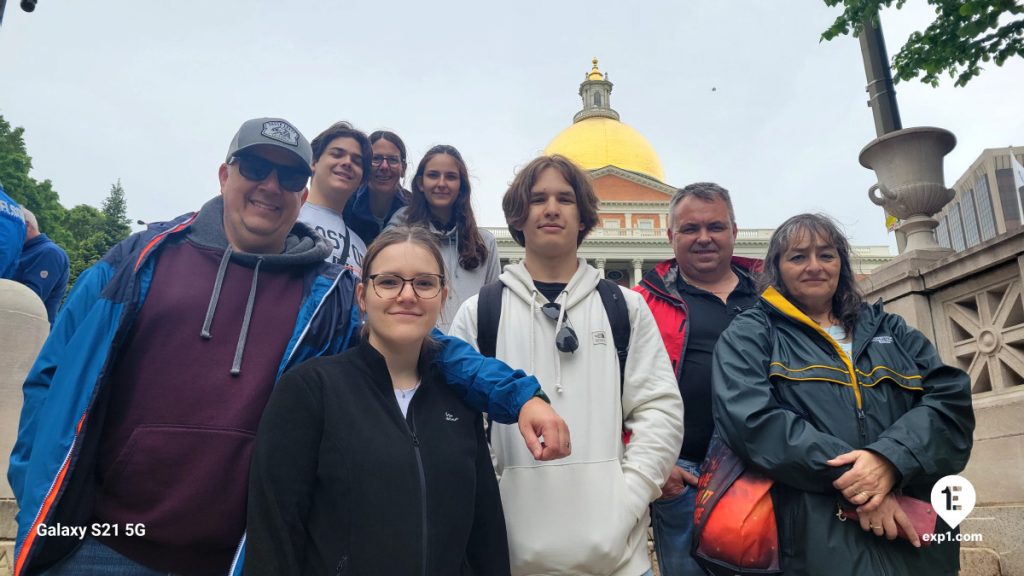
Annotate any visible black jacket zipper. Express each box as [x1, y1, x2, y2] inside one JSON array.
[[405, 408, 429, 576]]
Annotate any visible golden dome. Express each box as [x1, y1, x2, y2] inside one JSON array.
[[545, 116, 665, 182], [587, 58, 604, 81]]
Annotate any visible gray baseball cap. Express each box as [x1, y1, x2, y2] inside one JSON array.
[[226, 118, 313, 175]]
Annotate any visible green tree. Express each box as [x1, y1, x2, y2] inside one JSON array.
[[61, 182, 132, 287], [63, 204, 108, 287], [1, 114, 135, 289], [101, 179, 131, 247], [822, 0, 1024, 86], [0, 115, 66, 235]]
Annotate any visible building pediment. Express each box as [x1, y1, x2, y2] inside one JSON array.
[[591, 167, 676, 203]]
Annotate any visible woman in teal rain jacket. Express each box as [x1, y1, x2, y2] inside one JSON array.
[[711, 213, 974, 576]]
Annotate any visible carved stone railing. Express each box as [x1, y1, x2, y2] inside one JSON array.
[[942, 277, 1024, 394]]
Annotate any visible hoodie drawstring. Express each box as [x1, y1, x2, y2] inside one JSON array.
[[551, 290, 569, 394], [531, 288, 569, 394], [529, 292, 537, 382], [201, 246, 234, 339], [231, 256, 263, 376], [199, 246, 263, 376]]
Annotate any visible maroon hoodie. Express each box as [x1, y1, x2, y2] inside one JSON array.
[[91, 197, 327, 575]]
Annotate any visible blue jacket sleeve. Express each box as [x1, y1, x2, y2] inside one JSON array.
[[7, 261, 111, 504], [432, 331, 540, 424], [0, 195, 25, 279], [18, 245, 70, 313]]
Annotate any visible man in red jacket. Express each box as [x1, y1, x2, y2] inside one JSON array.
[[633, 182, 761, 576]]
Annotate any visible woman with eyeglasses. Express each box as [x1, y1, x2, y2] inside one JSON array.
[[245, 226, 510, 576], [343, 130, 411, 245], [391, 144, 501, 332]]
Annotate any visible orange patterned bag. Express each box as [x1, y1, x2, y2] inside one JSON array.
[[692, 433, 782, 576]]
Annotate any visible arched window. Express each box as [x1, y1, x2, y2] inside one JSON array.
[[594, 92, 602, 107]]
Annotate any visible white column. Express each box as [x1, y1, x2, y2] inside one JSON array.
[[595, 258, 606, 278], [631, 258, 643, 286]]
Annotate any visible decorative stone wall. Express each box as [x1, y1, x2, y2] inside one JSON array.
[[859, 228, 1024, 575]]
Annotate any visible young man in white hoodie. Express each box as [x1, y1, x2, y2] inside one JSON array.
[[450, 154, 684, 576]]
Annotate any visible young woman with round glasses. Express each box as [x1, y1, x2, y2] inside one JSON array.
[[391, 144, 500, 332], [246, 226, 510, 575]]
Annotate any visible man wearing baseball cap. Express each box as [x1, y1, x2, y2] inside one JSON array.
[[8, 118, 568, 575]]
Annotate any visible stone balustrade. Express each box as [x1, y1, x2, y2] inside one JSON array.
[[0, 280, 50, 575]]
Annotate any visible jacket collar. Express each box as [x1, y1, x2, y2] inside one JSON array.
[[354, 335, 442, 396], [641, 256, 761, 304], [23, 233, 52, 251], [760, 286, 884, 347]]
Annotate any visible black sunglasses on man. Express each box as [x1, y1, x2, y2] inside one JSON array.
[[229, 154, 309, 193]]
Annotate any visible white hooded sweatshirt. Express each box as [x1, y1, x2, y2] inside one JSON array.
[[450, 259, 684, 576]]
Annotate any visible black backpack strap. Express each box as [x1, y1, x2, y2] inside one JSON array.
[[476, 281, 504, 358], [476, 281, 505, 443], [596, 279, 631, 393]]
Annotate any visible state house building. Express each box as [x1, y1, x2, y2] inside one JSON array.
[[482, 59, 893, 286]]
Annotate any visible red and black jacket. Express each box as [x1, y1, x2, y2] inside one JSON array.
[[633, 257, 762, 380]]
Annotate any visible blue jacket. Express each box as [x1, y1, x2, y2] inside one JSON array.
[[9, 211, 540, 576], [342, 182, 409, 245], [0, 185, 26, 279], [15, 233, 70, 323]]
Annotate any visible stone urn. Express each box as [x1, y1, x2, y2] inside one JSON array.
[[859, 127, 956, 252]]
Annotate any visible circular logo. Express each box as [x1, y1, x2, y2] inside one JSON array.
[[930, 475, 977, 529]]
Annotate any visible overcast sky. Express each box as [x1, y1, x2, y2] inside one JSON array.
[[1, 1, 1021, 252]]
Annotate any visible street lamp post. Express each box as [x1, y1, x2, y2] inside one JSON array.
[[859, 14, 902, 136]]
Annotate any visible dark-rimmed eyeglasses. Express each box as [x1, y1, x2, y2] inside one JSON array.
[[541, 302, 578, 353], [371, 155, 402, 167], [229, 154, 309, 193], [367, 273, 445, 299]]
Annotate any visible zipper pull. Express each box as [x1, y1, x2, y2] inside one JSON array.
[[855, 408, 869, 443]]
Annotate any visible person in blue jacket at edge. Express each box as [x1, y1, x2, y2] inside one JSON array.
[[15, 207, 70, 324], [7, 117, 570, 576], [0, 182, 27, 280]]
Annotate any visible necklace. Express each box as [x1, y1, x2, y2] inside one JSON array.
[[396, 381, 421, 399]]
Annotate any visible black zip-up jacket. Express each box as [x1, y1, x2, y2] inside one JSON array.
[[711, 287, 975, 575], [245, 339, 510, 576]]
